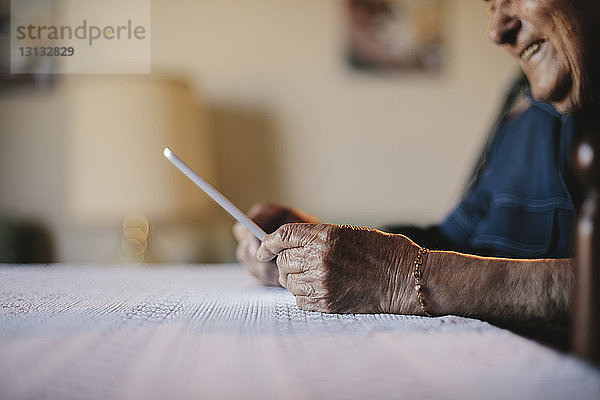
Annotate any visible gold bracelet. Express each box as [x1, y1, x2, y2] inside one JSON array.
[[412, 247, 433, 317]]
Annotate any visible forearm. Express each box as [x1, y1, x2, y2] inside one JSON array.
[[422, 251, 575, 326]]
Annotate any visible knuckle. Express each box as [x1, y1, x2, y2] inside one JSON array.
[[278, 223, 295, 243], [312, 266, 327, 280], [278, 249, 290, 265], [276, 251, 291, 272], [302, 283, 315, 297], [248, 202, 269, 218], [319, 224, 338, 242]]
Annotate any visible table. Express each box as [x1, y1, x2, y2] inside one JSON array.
[[0, 264, 598, 400]]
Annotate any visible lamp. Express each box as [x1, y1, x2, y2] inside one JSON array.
[[66, 75, 215, 262]]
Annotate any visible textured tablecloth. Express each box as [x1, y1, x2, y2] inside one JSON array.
[[0, 264, 598, 400]]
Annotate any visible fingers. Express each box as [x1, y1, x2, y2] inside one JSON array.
[[256, 223, 326, 262], [277, 249, 302, 287], [234, 221, 280, 286], [277, 246, 328, 308], [248, 221, 336, 311], [295, 296, 328, 312], [283, 273, 329, 312], [237, 243, 280, 286], [250, 262, 280, 287], [235, 233, 259, 265], [276, 248, 311, 275], [284, 273, 315, 296], [233, 222, 252, 242]]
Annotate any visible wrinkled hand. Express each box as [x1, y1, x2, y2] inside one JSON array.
[[256, 223, 421, 314], [233, 203, 319, 286]]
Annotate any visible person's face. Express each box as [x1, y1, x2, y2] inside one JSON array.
[[486, 0, 598, 114]]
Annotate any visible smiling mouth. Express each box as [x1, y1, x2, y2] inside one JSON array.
[[520, 40, 545, 61]]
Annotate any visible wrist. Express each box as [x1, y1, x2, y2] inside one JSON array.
[[383, 234, 425, 314], [413, 248, 433, 316]]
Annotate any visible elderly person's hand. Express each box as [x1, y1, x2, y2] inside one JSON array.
[[256, 223, 422, 313], [233, 203, 319, 286]]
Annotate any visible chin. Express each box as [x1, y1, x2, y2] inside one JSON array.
[[530, 77, 582, 115]]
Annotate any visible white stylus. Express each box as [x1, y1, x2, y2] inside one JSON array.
[[163, 147, 267, 241]]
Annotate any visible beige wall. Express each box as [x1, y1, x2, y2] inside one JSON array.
[[0, 0, 517, 262]]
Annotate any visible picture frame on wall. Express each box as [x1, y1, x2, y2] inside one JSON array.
[[345, 0, 445, 74]]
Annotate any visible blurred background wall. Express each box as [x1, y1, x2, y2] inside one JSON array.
[[0, 0, 517, 263]]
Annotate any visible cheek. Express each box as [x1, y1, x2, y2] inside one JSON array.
[[549, 16, 587, 102], [521, 0, 555, 21], [521, 0, 540, 17], [529, 53, 571, 101]]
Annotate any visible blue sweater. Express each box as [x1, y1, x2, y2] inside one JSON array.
[[439, 95, 582, 259]]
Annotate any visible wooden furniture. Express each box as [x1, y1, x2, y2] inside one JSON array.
[[1, 264, 598, 400]]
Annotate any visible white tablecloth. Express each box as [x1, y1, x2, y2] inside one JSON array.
[[0, 264, 598, 400]]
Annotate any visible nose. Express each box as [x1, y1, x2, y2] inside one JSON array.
[[487, 5, 521, 45]]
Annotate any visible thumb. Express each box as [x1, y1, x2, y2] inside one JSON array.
[[256, 223, 320, 262]]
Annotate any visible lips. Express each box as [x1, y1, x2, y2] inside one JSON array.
[[520, 39, 545, 61]]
